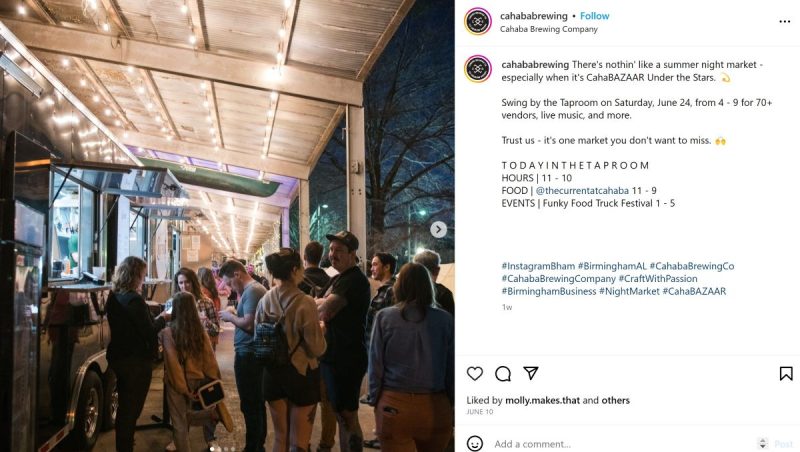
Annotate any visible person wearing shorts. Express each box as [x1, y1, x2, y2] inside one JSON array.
[[316, 231, 371, 452], [257, 248, 326, 452]]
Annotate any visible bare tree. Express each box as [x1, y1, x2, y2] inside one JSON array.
[[322, 0, 454, 257]]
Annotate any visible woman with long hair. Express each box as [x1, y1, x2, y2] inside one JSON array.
[[367, 263, 454, 452], [171, 268, 222, 450], [160, 292, 224, 452], [174, 267, 220, 350], [198, 267, 221, 313], [255, 248, 326, 452], [107, 256, 169, 452]]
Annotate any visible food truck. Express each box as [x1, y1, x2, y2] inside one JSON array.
[[0, 26, 186, 451]]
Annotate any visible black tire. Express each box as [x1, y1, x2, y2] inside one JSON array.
[[102, 368, 118, 431], [67, 370, 103, 449]]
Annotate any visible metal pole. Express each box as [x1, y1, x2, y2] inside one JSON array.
[[407, 205, 411, 260], [314, 205, 320, 241]]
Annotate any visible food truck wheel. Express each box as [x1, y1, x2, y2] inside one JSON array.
[[69, 370, 103, 448], [103, 369, 118, 430]]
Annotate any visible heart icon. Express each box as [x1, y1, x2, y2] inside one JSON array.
[[466, 366, 483, 381]]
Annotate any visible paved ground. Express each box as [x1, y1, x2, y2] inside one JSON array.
[[92, 325, 377, 452]]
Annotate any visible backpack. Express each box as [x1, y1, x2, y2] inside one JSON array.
[[253, 292, 302, 368]]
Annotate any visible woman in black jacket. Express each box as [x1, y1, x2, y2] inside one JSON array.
[[107, 256, 169, 452]]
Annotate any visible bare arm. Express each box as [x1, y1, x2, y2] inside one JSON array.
[[316, 293, 347, 322]]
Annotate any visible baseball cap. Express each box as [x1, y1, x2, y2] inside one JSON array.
[[326, 230, 359, 251]]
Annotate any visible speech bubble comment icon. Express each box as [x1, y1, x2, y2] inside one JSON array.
[[495, 365, 511, 382]]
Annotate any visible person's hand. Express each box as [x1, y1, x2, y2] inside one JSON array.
[[219, 310, 235, 323], [159, 311, 172, 322], [218, 310, 230, 322]]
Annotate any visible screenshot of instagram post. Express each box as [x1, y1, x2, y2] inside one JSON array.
[[456, 1, 799, 451]]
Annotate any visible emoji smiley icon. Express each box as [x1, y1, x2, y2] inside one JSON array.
[[467, 435, 484, 452]]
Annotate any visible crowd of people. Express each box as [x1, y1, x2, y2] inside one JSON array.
[[106, 230, 454, 452]]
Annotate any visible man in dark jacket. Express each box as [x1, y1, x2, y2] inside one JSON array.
[[413, 249, 454, 316]]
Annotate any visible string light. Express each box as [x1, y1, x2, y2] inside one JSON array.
[[180, 4, 188, 14], [17, 4, 25, 15]]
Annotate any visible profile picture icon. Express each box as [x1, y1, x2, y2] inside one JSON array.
[[465, 7, 491, 35], [464, 55, 492, 83]]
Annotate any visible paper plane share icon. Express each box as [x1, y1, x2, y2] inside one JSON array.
[[523, 366, 539, 380]]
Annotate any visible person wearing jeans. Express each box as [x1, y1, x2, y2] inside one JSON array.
[[219, 259, 268, 452]]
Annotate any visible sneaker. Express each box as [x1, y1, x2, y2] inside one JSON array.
[[207, 440, 221, 451], [363, 438, 381, 449], [165, 441, 177, 451]]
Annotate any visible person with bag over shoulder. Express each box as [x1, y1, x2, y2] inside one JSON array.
[[160, 292, 230, 451], [256, 248, 326, 452]]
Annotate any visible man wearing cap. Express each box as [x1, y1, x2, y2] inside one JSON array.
[[316, 230, 371, 452]]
